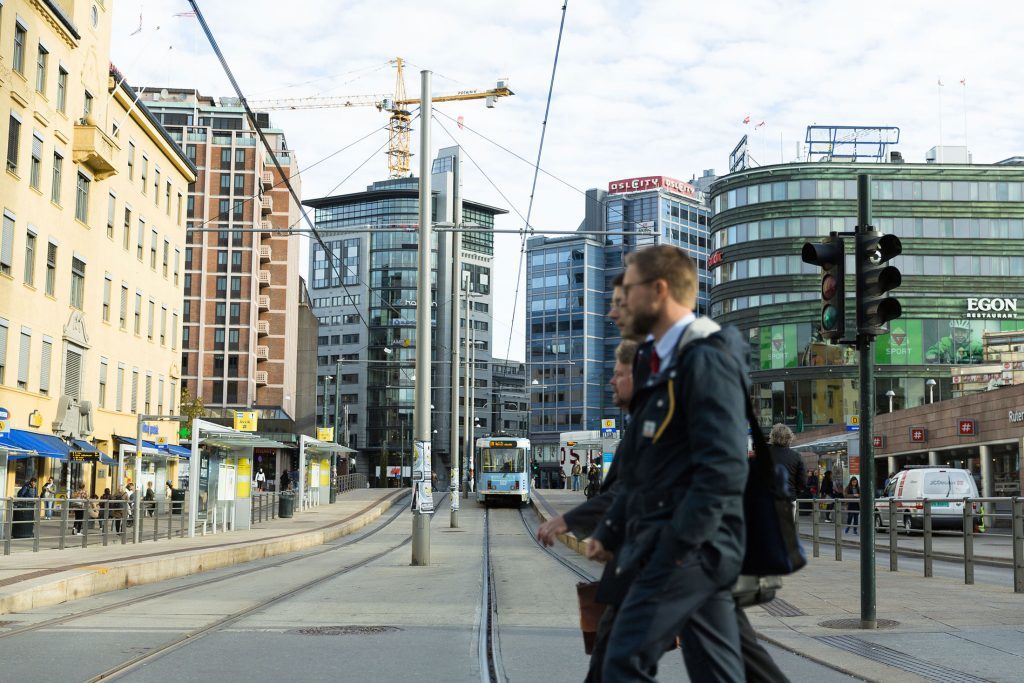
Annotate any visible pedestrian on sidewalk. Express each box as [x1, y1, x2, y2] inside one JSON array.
[[820, 470, 835, 522], [844, 477, 861, 534], [255, 468, 266, 492], [144, 482, 156, 517], [768, 424, 805, 515], [280, 470, 291, 492], [42, 478, 56, 519], [572, 461, 583, 491], [71, 485, 87, 535], [100, 488, 112, 532]]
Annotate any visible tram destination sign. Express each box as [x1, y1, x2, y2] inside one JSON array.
[[488, 440, 518, 448]]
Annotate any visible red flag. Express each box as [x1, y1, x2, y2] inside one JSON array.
[[457, 115, 464, 130], [960, 77, 966, 86], [755, 120, 766, 129], [742, 115, 751, 124]]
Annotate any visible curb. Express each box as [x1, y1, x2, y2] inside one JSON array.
[[0, 489, 409, 616]]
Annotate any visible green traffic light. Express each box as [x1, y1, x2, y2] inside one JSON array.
[[822, 305, 839, 331]]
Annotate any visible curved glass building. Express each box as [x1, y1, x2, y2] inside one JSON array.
[[708, 157, 1024, 431]]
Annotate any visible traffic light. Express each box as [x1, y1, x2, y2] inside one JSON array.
[[801, 235, 846, 342], [856, 231, 902, 336]]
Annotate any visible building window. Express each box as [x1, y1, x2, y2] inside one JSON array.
[[137, 218, 144, 260], [23, 231, 35, 285], [29, 133, 42, 190], [230, 302, 240, 324], [147, 299, 155, 340], [56, 67, 67, 113], [39, 338, 52, 394], [127, 142, 135, 179], [150, 230, 157, 269], [63, 346, 83, 400], [75, 172, 90, 222], [116, 363, 125, 411], [7, 113, 21, 174], [123, 207, 131, 250], [173, 248, 180, 285], [35, 44, 48, 93], [83, 91, 93, 119], [12, 21, 26, 74], [144, 373, 152, 413], [153, 169, 160, 205], [119, 284, 128, 329], [131, 369, 139, 413], [107, 193, 116, 238], [157, 377, 164, 415], [0, 212, 14, 276], [98, 358, 108, 408], [17, 328, 30, 390], [165, 182, 172, 215], [134, 291, 142, 334], [162, 239, 169, 276], [160, 306, 167, 345], [70, 257, 85, 309], [171, 312, 178, 350], [228, 329, 240, 350], [45, 242, 57, 296], [51, 151, 63, 203], [0, 320, 6, 383], [140, 156, 148, 193], [102, 274, 112, 321]]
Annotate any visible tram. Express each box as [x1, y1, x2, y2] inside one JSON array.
[[475, 436, 531, 506]]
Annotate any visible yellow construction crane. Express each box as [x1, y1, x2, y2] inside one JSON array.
[[247, 58, 514, 178]]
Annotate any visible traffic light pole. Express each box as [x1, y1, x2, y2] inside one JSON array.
[[855, 173, 877, 629]]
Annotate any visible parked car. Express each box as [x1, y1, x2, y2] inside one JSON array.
[[874, 467, 979, 533]]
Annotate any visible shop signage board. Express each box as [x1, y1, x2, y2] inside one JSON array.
[[958, 419, 976, 436], [0, 407, 9, 434], [910, 427, 927, 443]]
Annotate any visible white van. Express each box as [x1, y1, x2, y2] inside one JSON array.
[[873, 467, 979, 533]]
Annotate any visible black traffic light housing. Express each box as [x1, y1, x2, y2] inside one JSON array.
[[801, 234, 846, 342], [856, 231, 902, 337]]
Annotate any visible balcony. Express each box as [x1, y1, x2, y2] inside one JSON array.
[[259, 245, 272, 262], [260, 220, 272, 238], [257, 270, 271, 287], [256, 320, 270, 336], [255, 370, 269, 385], [261, 196, 273, 214], [255, 344, 270, 361], [262, 171, 274, 189], [257, 295, 270, 311], [73, 122, 120, 179]]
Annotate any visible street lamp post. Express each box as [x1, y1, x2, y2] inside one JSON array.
[[322, 375, 333, 429], [886, 389, 896, 413], [926, 378, 936, 404]]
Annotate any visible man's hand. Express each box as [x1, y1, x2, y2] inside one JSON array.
[[586, 538, 613, 562], [536, 515, 568, 547]]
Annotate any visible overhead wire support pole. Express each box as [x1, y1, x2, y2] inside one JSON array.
[[450, 153, 462, 527], [856, 173, 877, 630], [411, 70, 432, 566]]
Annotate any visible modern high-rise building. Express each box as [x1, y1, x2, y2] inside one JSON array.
[[0, 1, 196, 496], [138, 90, 305, 430], [526, 174, 713, 461], [490, 358, 528, 437], [304, 146, 505, 484]]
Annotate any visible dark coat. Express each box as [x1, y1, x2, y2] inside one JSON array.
[[592, 321, 749, 597], [769, 445, 806, 501]]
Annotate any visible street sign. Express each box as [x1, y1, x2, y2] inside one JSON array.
[[234, 411, 258, 432], [872, 435, 885, 448], [601, 418, 616, 430], [601, 427, 617, 437], [68, 451, 99, 463], [0, 406, 9, 435], [846, 415, 860, 432], [910, 427, 926, 443], [958, 419, 976, 436], [316, 427, 334, 442]]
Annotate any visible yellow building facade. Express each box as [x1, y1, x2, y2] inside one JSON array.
[[0, 0, 196, 497]]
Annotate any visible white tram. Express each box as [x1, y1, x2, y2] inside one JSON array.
[[475, 436, 531, 505]]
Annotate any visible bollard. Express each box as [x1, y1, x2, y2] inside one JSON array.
[[963, 498, 974, 585], [1013, 497, 1024, 593], [812, 501, 820, 558], [923, 501, 933, 578], [3, 498, 12, 555], [58, 499, 69, 551], [33, 500, 41, 552], [888, 498, 898, 572], [834, 499, 842, 561]]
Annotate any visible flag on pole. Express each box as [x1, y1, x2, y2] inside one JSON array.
[[457, 115, 464, 130], [755, 121, 766, 129], [743, 115, 751, 124], [960, 77, 966, 86]]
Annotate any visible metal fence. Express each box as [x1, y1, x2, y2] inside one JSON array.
[[795, 496, 1024, 592], [1, 496, 190, 555]]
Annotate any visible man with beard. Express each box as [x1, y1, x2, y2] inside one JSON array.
[[587, 245, 748, 682]]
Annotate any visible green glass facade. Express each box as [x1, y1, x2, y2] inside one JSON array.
[[708, 161, 1024, 431]]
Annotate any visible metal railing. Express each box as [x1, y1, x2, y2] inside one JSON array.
[[0, 496, 190, 555], [795, 496, 1024, 593], [251, 492, 280, 524]]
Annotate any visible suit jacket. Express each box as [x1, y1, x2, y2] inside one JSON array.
[[592, 319, 749, 593]]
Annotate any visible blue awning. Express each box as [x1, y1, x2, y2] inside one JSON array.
[[161, 444, 190, 458], [0, 429, 70, 460], [113, 435, 161, 454], [71, 439, 100, 453]]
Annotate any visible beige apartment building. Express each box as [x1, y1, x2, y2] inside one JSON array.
[[0, 0, 196, 497]]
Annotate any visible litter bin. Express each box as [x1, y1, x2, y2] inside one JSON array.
[[11, 503, 35, 538], [278, 492, 295, 518], [171, 488, 186, 514]]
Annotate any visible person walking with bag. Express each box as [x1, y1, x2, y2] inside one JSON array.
[[41, 478, 56, 519], [820, 470, 835, 522], [571, 461, 583, 492], [844, 477, 861, 534], [586, 246, 749, 682]]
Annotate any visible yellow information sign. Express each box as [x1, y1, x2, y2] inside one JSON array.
[[234, 411, 258, 432], [317, 427, 334, 442], [236, 456, 252, 498]]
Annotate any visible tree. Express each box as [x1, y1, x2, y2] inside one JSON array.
[[178, 387, 206, 439]]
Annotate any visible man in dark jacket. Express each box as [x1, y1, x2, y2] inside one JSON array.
[[769, 423, 806, 501], [588, 245, 748, 682]]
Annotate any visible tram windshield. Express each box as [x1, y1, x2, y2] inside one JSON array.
[[480, 448, 526, 474]]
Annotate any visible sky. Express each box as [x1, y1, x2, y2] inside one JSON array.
[[110, 0, 1024, 361]]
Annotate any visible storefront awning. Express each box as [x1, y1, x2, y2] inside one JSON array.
[[0, 429, 70, 460], [161, 444, 191, 458], [113, 435, 163, 456], [303, 438, 356, 455]]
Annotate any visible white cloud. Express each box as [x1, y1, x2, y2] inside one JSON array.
[[112, 0, 1024, 361]]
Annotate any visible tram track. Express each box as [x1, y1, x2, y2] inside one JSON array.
[[0, 490, 414, 644], [84, 492, 446, 682], [479, 507, 507, 683]]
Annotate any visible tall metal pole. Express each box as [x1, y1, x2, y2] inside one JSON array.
[[333, 359, 342, 443], [134, 414, 144, 543], [450, 154, 462, 527], [411, 70, 433, 566], [463, 280, 472, 498], [470, 325, 477, 483], [856, 173, 877, 629]]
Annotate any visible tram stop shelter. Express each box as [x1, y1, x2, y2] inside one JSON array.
[[298, 435, 355, 508], [187, 419, 287, 537]]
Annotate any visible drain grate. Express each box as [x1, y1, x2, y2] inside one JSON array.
[[292, 625, 401, 636], [760, 598, 806, 618], [815, 635, 991, 683], [819, 618, 899, 630]]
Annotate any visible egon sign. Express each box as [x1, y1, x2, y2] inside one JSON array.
[[966, 297, 1019, 319]]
